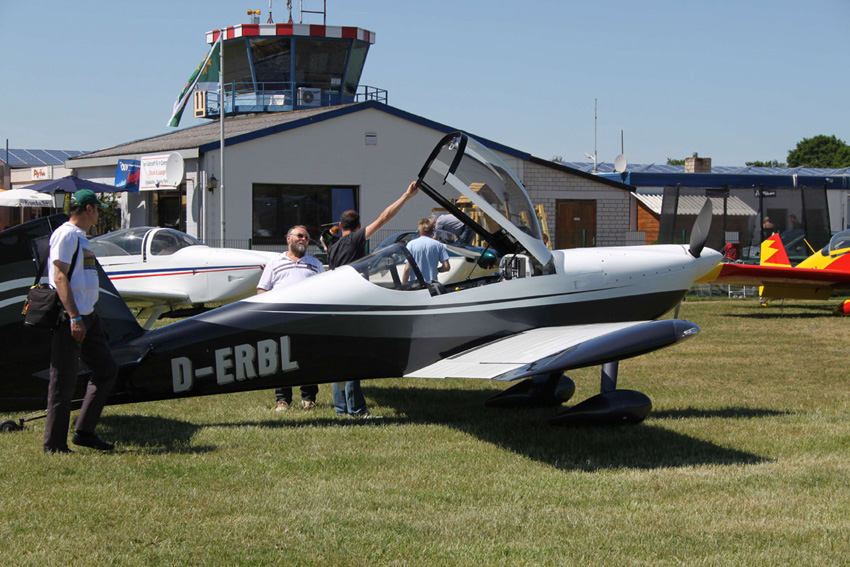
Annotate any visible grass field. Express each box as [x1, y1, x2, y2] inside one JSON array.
[[1, 299, 848, 566]]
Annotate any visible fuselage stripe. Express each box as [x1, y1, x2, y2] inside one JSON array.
[[109, 265, 262, 280]]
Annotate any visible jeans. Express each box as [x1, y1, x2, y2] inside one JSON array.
[[332, 381, 368, 416]]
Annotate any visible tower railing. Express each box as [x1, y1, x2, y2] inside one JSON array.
[[197, 82, 387, 117]]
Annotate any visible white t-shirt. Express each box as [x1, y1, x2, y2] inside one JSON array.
[[257, 253, 325, 291], [48, 222, 99, 315]]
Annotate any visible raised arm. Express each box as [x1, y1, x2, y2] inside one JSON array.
[[364, 181, 420, 240]]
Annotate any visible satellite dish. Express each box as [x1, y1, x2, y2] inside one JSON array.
[[614, 154, 628, 173], [164, 153, 185, 188]]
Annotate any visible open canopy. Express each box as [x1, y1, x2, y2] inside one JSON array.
[[417, 132, 552, 267]]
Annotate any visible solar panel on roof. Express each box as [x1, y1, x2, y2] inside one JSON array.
[[2, 148, 88, 166], [27, 150, 54, 165]]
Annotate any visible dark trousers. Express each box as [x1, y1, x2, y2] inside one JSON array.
[[275, 385, 318, 404], [44, 312, 118, 451]]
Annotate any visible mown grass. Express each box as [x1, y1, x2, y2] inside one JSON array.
[[1, 299, 848, 566]]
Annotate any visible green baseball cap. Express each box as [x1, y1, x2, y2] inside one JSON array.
[[71, 189, 107, 209]]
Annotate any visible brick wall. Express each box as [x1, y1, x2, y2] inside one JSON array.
[[520, 161, 632, 247]]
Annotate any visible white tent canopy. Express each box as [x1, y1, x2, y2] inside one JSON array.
[[0, 188, 55, 208]]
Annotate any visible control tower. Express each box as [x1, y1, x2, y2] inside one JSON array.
[[191, 4, 385, 119]]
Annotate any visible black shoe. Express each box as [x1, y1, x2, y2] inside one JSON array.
[[44, 446, 74, 454], [72, 431, 114, 451]]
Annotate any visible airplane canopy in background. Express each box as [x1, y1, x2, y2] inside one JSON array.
[[22, 175, 121, 194]]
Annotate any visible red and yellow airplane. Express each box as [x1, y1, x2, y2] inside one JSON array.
[[697, 230, 850, 314]]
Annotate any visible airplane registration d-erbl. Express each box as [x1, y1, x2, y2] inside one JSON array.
[[0, 132, 721, 429]]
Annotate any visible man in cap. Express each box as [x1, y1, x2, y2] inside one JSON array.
[[44, 189, 118, 453]]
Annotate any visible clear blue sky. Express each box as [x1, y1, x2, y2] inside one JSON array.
[[1, 0, 848, 166]]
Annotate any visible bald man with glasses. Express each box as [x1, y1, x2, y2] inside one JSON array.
[[257, 225, 325, 411]]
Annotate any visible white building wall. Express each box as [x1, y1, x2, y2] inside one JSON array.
[[201, 108, 449, 243]]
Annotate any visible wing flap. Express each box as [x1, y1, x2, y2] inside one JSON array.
[[406, 321, 650, 379]]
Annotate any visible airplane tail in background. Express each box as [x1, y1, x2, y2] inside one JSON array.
[[760, 234, 791, 267], [0, 215, 144, 411]]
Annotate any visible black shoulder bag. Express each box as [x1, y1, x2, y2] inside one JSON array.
[[22, 240, 80, 330]]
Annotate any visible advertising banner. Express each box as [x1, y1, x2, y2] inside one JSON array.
[[140, 153, 184, 191], [31, 166, 53, 181], [115, 159, 140, 193]]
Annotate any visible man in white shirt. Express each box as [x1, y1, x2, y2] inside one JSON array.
[[257, 225, 324, 411], [44, 189, 118, 454]]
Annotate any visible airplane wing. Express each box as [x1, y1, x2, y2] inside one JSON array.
[[697, 262, 850, 298], [405, 319, 698, 381]]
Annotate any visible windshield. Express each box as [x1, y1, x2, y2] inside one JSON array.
[[91, 227, 153, 256], [825, 230, 850, 256], [150, 229, 202, 256], [90, 227, 203, 257], [348, 244, 425, 290]]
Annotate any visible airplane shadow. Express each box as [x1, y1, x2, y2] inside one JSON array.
[[98, 414, 216, 455], [96, 390, 772, 469], [365, 386, 770, 472]]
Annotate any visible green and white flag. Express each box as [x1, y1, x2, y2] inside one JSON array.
[[167, 38, 221, 127]]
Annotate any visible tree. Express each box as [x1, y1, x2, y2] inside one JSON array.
[[550, 155, 564, 162], [666, 158, 685, 166], [787, 135, 850, 168], [746, 160, 786, 168]]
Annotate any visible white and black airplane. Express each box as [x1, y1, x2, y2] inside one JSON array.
[[0, 132, 721, 429]]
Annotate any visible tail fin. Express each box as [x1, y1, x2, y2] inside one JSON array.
[[0, 216, 144, 411], [760, 234, 791, 267]]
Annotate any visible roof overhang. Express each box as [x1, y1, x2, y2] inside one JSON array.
[[632, 193, 757, 216]]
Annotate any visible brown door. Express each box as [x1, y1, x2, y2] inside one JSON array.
[[556, 200, 596, 249]]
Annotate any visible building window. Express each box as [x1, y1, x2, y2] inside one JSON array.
[[252, 184, 357, 244]]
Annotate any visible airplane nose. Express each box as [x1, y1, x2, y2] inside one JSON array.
[[693, 248, 723, 281]]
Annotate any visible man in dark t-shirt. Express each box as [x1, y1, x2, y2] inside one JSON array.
[[328, 181, 420, 418]]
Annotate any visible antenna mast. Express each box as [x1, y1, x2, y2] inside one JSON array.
[[300, 0, 327, 25], [585, 98, 598, 173]]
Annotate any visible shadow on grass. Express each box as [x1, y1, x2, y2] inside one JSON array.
[[98, 414, 216, 455], [365, 386, 769, 472], [652, 407, 791, 420], [728, 302, 836, 319], [99, 389, 772, 469]]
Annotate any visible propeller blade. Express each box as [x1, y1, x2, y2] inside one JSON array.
[[688, 199, 713, 258]]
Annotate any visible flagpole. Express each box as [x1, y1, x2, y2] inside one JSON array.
[[219, 28, 226, 244]]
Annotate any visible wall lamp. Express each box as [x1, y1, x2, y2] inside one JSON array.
[[208, 175, 218, 192]]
